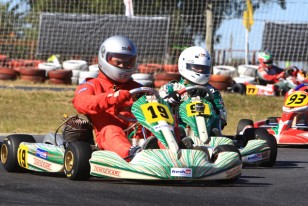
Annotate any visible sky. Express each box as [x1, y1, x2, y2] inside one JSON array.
[[215, 0, 308, 52]]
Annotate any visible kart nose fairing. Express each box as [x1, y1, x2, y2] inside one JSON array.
[[89, 149, 242, 180]]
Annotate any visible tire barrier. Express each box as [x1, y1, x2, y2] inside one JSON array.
[[137, 63, 163, 74], [132, 73, 154, 87], [38, 62, 61, 76], [78, 71, 98, 84], [63, 60, 88, 71], [0, 67, 18, 80], [232, 76, 255, 84], [209, 74, 232, 91], [153, 72, 181, 88], [48, 70, 73, 85], [213, 65, 237, 77], [19, 67, 46, 83], [237, 65, 258, 78], [163, 64, 178, 74]]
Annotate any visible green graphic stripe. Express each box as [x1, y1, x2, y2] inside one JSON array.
[[23, 143, 64, 164], [240, 140, 269, 156], [90, 149, 240, 179]]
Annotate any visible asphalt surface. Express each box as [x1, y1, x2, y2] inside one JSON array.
[[0, 134, 307, 206]]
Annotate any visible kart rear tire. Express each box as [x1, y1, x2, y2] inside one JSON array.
[[211, 144, 241, 163], [141, 136, 159, 149], [254, 128, 277, 167], [237, 119, 254, 134], [1, 134, 36, 172], [64, 141, 92, 181], [231, 83, 246, 95]]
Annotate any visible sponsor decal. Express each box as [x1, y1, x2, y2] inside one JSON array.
[[36, 148, 48, 159], [153, 124, 174, 132], [33, 157, 52, 171], [170, 168, 192, 177], [247, 153, 262, 162], [93, 165, 120, 177], [262, 150, 270, 159]]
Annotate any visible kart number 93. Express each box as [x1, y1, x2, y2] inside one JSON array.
[[285, 91, 308, 107]]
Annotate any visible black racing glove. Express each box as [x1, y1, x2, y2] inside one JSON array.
[[165, 91, 181, 105]]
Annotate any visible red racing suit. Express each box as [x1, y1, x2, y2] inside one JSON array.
[[72, 72, 141, 158], [257, 64, 284, 83]]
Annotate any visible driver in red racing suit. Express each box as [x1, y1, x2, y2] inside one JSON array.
[[72, 35, 141, 159]]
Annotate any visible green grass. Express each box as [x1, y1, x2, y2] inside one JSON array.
[[0, 80, 284, 135]]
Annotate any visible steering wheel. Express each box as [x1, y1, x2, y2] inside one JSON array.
[[177, 85, 214, 102], [294, 83, 308, 92], [116, 87, 160, 122], [285, 66, 299, 78]]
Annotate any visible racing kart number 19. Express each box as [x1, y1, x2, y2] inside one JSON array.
[[284, 91, 308, 107], [141, 102, 174, 124], [18, 145, 28, 168]]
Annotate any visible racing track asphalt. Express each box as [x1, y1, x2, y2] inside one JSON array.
[[0, 134, 307, 206]]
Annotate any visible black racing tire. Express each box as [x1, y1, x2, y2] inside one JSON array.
[[254, 128, 277, 167], [231, 83, 246, 95], [1, 134, 36, 172], [64, 141, 92, 181], [237, 119, 254, 134], [141, 136, 160, 150], [211, 144, 241, 163]]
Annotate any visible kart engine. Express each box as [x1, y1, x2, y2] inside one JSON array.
[[62, 115, 93, 143]]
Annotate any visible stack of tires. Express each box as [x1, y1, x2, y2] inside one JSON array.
[[0, 67, 18, 80], [153, 72, 181, 88], [137, 63, 163, 74], [232, 65, 258, 84], [15, 60, 46, 83], [230, 65, 259, 94], [78, 64, 99, 84], [132, 73, 154, 87], [210, 65, 236, 91]]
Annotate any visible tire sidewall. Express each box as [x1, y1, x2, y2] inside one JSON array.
[[64, 141, 92, 180]]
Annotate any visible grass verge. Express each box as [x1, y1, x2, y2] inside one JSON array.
[[0, 80, 284, 135]]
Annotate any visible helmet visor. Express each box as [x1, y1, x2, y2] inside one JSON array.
[[263, 59, 273, 67], [186, 63, 211, 75], [107, 53, 136, 69]]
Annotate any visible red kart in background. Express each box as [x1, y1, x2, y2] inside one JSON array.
[[230, 66, 308, 96], [237, 83, 308, 145]]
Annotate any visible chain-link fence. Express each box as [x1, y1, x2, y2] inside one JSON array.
[[1, 0, 308, 69]]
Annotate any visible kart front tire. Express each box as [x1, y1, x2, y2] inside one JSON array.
[[1, 134, 35, 172], [237, 119, 254, 134], [211, 144, 241, 163], [64, 141, 92, 181], [255, 128, 277, 167]]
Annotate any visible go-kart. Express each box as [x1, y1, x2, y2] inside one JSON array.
[[230, 66, 308, 96], [237, 83, 308, 145], [1, 87, 242, 181], [176, 85, 277, 167]]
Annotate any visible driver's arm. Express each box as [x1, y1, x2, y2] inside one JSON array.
[[73, 81, 131, 115]]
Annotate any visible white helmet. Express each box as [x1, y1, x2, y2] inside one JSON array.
[[178, 46, 211, 85], [98, 35, 137, 83]]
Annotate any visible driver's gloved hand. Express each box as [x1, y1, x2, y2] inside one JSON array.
[[165, 91, 181, 105], [107, 90, 131, 105]]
